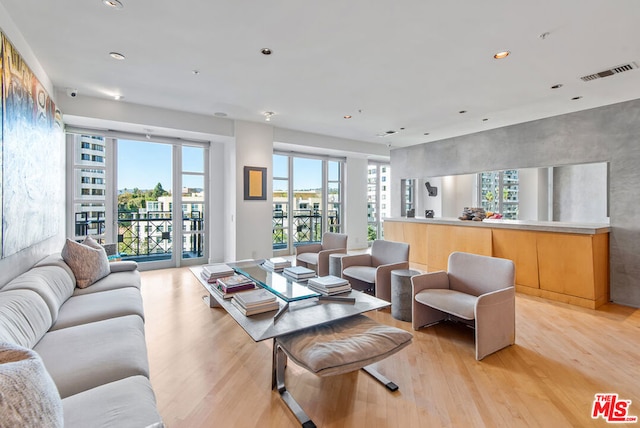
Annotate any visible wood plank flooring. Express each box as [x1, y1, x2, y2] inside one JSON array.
[[141, 267, 640, 427]]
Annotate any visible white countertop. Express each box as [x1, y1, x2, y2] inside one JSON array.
[[385, 217, 610, 235]]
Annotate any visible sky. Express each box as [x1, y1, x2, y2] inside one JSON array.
[[117, 140, 333, 192], [274, 155, 338, 191], [117, 140, 203, 191]]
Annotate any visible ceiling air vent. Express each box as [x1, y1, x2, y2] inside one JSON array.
[[580, 62, 638, 82]]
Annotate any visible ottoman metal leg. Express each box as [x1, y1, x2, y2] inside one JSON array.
[[272, 340, 316, 428], [362, 365, 399, 391]]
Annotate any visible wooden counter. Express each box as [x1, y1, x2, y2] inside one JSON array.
[[384, 217, 610, 309]]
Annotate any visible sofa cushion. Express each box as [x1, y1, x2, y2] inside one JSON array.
[[0, 342, 63, 428], [277, 314, 412, 377], [63, 376, 162, 428], [34, 315, 149, 398], [342, 266, 376, 284], [51, 288, 145, 331], [0, 290, 52, 348], [414, 288, 477, 320], [35, 254, 77, 285], [1, 266, 75, 321], [61, 239, 110, 288], [72, 270, 141, 296]]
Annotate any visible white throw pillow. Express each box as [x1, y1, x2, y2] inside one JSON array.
[[61, 238, 110, 288], [0, 342, 63, 428]]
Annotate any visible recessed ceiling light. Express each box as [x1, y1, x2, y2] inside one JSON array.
[[114, 95, 123, 100], [109, 52, 126, 60], [192, 70, 200, 75], [261, 48, 272, 55], [493, 51, 510, 59], [459, 110, 467, 114], [102, 0, 123, 9], [264, 111, 275, 121], [571, 96, 583, 100], [343, 115, 352, 119], [385, 130, 396, 134], [482, 118, 489, 121], [214, 112, 228, 117], [423, 132, 430, 136], [551, 84, 563, 89]]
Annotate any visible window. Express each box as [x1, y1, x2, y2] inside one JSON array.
[[272, 153, 344, 253], [368, 162, 390, 242], [401, 179, 415, 216], [67, 133, 208, 268], [478, 170, 519, 219]]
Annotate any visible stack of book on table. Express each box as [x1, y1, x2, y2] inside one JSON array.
[[262, 257, 291, 272], [215, 273, 256, 297], [307, 275, 352, 295], [231, 288, 280, 316], [282, 265, 316, 281], [200, 264, 235, 283]]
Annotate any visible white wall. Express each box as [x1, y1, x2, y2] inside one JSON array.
[[208, 141, 227, 263], [345, 157, 368, 250], [234, 121, 274, 260], [0, 7, 53, 94]]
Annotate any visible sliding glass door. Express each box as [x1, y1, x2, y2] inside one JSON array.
[[117, 139, 173, 264]]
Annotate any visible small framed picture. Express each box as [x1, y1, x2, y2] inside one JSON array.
[[244, 166, 267, 200]]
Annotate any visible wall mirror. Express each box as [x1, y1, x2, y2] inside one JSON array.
[[404, 162, 609, 223]]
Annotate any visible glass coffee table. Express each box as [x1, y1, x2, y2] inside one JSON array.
[[190, 259, 390, 342]]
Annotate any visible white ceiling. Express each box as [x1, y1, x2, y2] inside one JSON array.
[[2, 0, 640, 149]]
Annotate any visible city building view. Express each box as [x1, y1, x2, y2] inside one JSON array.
[[73, 139, 400, 260], [72, 134, 205, 262]]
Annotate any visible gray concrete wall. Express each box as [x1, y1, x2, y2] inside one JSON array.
[[390, 98, 640, 308], [553, 163, 609, 223]]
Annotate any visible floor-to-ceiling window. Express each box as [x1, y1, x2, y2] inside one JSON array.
[[117, 139, 173, 263], [367, 162, 390, 242], [272, 152, 344, 254], [67, 132, 208, 269], [272, 154, 289, 250]]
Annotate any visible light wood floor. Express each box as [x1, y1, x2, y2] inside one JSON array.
[[141, 267, 640, 428]]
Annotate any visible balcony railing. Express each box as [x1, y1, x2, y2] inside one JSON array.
[[272, 209, 340, 250], [74, 210, 204, 261]]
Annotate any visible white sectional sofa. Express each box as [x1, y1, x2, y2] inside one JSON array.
[[0, 251, 163, 428]]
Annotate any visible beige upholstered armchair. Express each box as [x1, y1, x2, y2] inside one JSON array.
[[411, 251, 515, 360], [295, 232, 348, 276], [341, 239, 409, 301]]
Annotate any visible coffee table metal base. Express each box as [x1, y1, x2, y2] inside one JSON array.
[[202, 294, 221, 308]]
